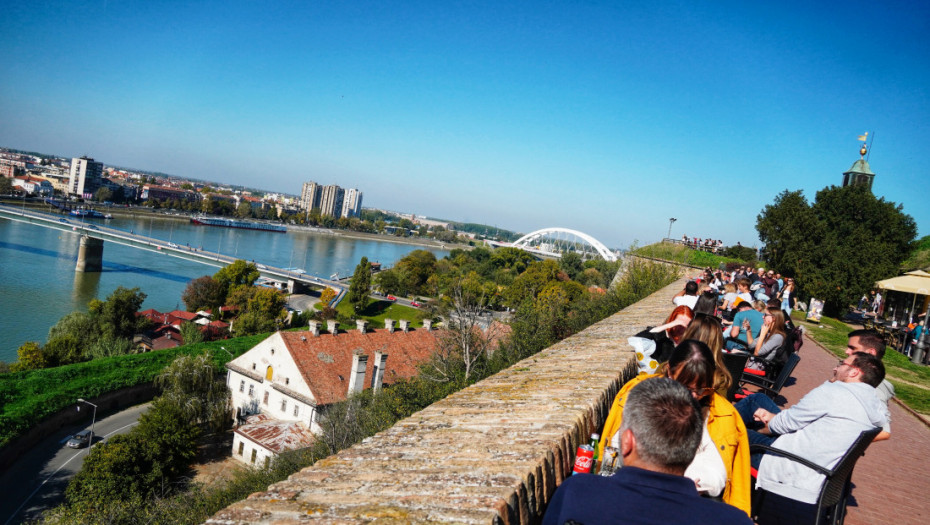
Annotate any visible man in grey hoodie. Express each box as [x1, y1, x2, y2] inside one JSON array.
[[735, 352, 888, 504]]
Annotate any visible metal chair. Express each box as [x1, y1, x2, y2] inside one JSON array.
[[722, 352, 750, 401], [751, 427, 882, 525], [740, 353, 801, 400]]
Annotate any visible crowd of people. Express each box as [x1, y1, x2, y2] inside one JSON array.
[[543, 267, 895, 525], [679, 235, 725, 253]]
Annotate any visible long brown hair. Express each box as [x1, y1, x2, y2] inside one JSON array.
[[765, 307, 787, 340], [681, 314, 731, 394]]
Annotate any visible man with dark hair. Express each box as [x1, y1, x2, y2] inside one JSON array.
[[734, 353, 889, 505], [672, 280, 699, 309], [847, 328, 894, 440], [543, 379, 751, 525], [726, 301, 763, 350]]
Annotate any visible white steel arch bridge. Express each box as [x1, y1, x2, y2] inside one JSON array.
[[510, 227, 618, 262]]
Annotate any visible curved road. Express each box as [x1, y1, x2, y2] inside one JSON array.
[[0, 403, 149, 525]]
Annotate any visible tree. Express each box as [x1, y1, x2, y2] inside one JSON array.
[[0, 176, 14, 194], [182, 275, 227, 312], [395, 250, 437, 295], [756, 185, 916, 315], [346, 257, 372, 313], [427, 284, 498, 383], [179, 321, 205, 345], [155, 353, 230, 433], [235, 201, 252, 219], [214, 260, 259, 294], [89, 286, 147, 340], [10, 342, 47, 371], [94, 187, 113, 203], [559, 252, 584, 281], [319, 287, 337, 305]]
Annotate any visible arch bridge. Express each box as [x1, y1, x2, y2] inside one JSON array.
[[511, 227, 617, 261]]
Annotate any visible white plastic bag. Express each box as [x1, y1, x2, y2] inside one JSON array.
[[629, 336, 658, 374]]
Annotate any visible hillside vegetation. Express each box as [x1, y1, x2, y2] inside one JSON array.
[[632, 241, 755, 269]]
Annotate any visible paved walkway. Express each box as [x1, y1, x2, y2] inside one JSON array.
[[770, 329, 930, 525]]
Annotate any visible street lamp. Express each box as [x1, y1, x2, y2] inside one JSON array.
[[667, 218, 677, 241], [76, 398, 98, 450]]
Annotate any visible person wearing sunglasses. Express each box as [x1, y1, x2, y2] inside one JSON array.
[[599, 339, 751, 515]]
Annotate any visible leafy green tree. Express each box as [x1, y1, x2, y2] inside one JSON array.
[[395, 250, 437, 295], [0, 177, 13, 194], [374, 268, 405, 295], [757, 184, 916, 315], [559, 252, 584, 281], [182, 275, 227, 312], [10, 342, 46, 371], [235, 201, 253, 218], [89, 286, 147, 341], [503, 259, 560, 307], [179, 321, 205, 345], [84, 336, 136, 360], [347, 257, 372, 313], [65, 433, 154, 510], [155, 353, 229, 433], [214, 260, 259, 294]]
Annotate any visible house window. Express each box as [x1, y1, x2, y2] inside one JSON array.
[[251, 363, 256, 370], [250, 449, 257, 463], [266, 366, 273, 381], [285, 377, 290, 385], [248, 384, 254, 397], [263, 391, 269, 405], [280, 400, 287, 412], [238, 442, 244, 455], [239, 380, 245, 393], [293, 404, 299, 417]]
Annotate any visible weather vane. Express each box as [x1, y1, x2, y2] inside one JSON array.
[[857, 132, 868, 158]]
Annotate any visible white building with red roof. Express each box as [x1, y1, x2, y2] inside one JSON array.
[[226, 319, 437, 465]]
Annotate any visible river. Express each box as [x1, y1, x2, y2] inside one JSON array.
[[0, 213, 449, 363]]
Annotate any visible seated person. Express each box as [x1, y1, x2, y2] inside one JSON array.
[[725, 301, 763, 351], [673, 280, 700, 309], [744, 307, 786, 371], [636, 305, 693, 363], [599, 340, 751, 515], [692, 290, 719, 317], [733, 353, 889, 504], [545, 378, 751, 525]]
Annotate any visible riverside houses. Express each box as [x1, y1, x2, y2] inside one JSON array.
[[226, 319, 438, 466]]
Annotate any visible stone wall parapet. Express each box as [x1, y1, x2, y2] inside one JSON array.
[[209, 278, 687, 524]]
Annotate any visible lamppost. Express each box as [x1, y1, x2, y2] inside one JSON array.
[[76, 398, 97, 450], [667, 218, 677, 241]]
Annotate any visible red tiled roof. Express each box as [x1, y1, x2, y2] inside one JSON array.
[[279, 328, 438, 406], [235, 414, 315, 453], [208, 320, 230, 328], [169, 310, 199, 321]]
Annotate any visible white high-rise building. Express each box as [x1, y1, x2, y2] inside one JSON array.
[[68, 156, 104, 197], [341, 188, 363, 218], [300, 181, 322, 211], [320, 185, 345, 218]]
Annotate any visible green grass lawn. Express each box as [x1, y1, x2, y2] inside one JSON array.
[[795, 312, 930, 414], [632, 242, 746, 268], [316, 298, 428, 331]]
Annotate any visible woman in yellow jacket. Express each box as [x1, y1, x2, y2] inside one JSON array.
[[598, 339, 751, 516]]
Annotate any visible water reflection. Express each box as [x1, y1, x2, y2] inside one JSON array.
[[72, 270, 101, 305]]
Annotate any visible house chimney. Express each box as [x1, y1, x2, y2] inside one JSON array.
[[356, 319, 369, 334], [370, 351, 388, 392], [327, 319, 338, 335], [422, 319, 432, 331], [399, 319, 409, 333], [347, 349, 368, 395], [385, 318, 395, 333], [308, 320, 321, 337]]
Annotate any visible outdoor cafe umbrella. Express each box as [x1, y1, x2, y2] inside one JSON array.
[[876, 270, 930, 321]]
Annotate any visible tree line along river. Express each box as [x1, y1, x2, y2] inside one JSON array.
[[0, 213, 450, 363]]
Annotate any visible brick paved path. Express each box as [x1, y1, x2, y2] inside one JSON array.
[[772, 329, 930, 525]]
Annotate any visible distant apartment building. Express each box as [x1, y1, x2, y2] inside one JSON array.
[[12, 176, 54, 196], [341, 188, 363, 218], [319, 184, 344, 218], [0, 164, 14, 179], [300, 181, 322, 211], [68, 156, 104, 198], [141, 185, 199, 202]]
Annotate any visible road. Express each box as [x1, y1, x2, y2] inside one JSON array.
[[0, 403, 149, 525]]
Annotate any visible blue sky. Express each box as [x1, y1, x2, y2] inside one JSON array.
[[2, 1, 928, 249]]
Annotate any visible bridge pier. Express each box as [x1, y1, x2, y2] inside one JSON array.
[[75, 236, 104, 272], [288, 279, 312, 294]]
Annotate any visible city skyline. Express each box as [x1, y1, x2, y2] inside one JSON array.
[[2, 1, 928, 248]]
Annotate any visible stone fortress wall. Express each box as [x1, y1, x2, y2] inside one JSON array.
[[209, 278, 688, 524]]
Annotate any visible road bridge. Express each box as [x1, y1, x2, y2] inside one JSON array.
[[0, 203, 346, 293]]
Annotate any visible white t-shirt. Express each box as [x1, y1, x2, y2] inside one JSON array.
[[673, 295, 699, 309]]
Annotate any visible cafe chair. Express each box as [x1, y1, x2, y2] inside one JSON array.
[[750, 427, 882, 525]]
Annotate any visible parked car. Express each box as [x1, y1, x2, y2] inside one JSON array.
[[66, 430, 92, 449], [386, 295, 397, 302], [410, 301, 421, 308]]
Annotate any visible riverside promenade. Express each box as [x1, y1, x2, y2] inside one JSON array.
[[779, 330, 930, 525]]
